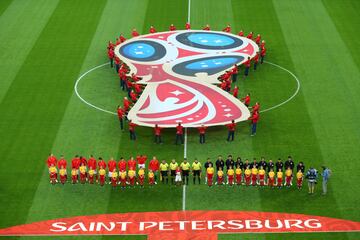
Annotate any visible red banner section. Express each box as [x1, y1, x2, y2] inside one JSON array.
[[0, 211, 359, 239]]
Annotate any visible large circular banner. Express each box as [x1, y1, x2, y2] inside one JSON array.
[[115, 30, 259, 127]]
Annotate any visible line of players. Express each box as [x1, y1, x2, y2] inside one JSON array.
[[46, 154, 305, 189]]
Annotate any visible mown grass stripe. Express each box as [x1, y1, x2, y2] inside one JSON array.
[[0, 0, 12, 16], [0, 0, 106, 229]]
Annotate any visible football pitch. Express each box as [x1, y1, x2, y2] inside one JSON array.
[[0, 0, 360, 239]]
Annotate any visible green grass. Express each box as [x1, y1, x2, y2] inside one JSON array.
[[0, 0, 359, 239]]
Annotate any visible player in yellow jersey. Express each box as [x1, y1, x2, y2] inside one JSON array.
[[111, 169, 118, 188], [296, 170, 303, 189], [258, 166, 266, 187], [192, 159, 202, 184], [235, 165, 242, 185], [217, 168, 224, 185], [268, 169, 275, 187], [128, 168, 136, 187], [206, 163, 215, 187], [59, 166, 67, 184], [227, 166, 235, 186], [98, 167, 106, 186], [159, 160, 169, 184], [169, 159, 178, 185], [277, 169, 283, 188], [244, 167, 251, 186], [285, 167, 293, 187], [251, 165, 258, 186], [138, 167, 145, 187], [49, 165, 58, 184], [88, 168, 95, 184], [119, 170, 127, 188], [148, 169, 155, 186]]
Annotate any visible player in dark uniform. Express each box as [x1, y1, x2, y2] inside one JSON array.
[[297, 161, 306, 173], [267, 159, 275, 172], [259, 157, 267, 171], [215, 155, 225, 172], [225, 155, 235, 171], [284, 156, 295, 170], [235, 157, 243, 170], [243, 159, 250, 170], [276, 158, 284, 172], [250, 158, 259, 169]]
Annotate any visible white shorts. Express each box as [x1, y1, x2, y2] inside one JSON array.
[[175, 175, 182, 182], [138, 164, 145, 169], [108, 172, 112, 177]]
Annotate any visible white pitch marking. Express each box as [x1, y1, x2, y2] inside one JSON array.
[[182, 127, 188, 211]]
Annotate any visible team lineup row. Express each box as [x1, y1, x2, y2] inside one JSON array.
[[47, 154, 307, 188]]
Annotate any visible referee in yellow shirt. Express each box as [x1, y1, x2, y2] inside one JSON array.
[[192, 158, 202, 184], [169, 159, 178, 185], [180, 158, 190, 185], [159, 160, 169, 184]]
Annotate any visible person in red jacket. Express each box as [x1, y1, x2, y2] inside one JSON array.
[[136, 155, 147, 169], [149, 25, 156, 33], [97, 157, 106, 170], [134, 83, 142, 94], [131, 28, 139, 37], [260, 47, 266, 64], [255, 34, 261, 45], [118, 157, 127, 172], [107, 157, 117, 181], [231, 64, 238, 82], [185, 22, 191, 30], [247, 31, 253, 39], [127, 156, 137, 171], [169, 24, 176, 31], [175, 123, 184, 145], [119, 34, 126, 43], [253, 52, 260, 70], [238, 30, 244, 37], [248, 111, 259, 136], [243, 56, 251, 78], [107, 48, 114, 68], [232, 86, 239, 98], [154, 124, 163, 144], [203, 24, 210, 31], [226, 120, 236, 142], [114, 56, 121, 74], [241, 93, 251, 107], [128, 120, 137, 140], [123, 97, 131, 113], [57, 155, 67, 169], [251, 102, 260, 114], [198, 124, 207, 144], [149, 156, 160, 183], [117, 106, 124, 130], [260, 40, 266, 50], [222, 24, 231, 33], [71, 155, 81, 170], [130, 90, 138, 102], [47, 153, 57, 168]]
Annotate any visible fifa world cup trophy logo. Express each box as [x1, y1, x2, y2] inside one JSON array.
[[115, 30, 258, 127]]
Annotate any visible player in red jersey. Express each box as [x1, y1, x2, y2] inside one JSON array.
[[71, 155, 81, 170], [198, 124, 207, 144], [149, 156, 159, 183], [169, 24, 176, 31], [185, 22, 191, 30], [117, 106, 124, 130], [154, 124, 163, 144], [231, 64, 238, 82], [222, 24, 231, 33], [247, 31, 253, 39], [226, 120, 236, 142], [136, 155, 147, 169], [255, 34, 261, 45], [47, 154, 57, 168], [107, 48, 114, 68], [175, 123, 184, 145], [57, 155, 67, 169], [98, 157, 106, 170], [248, 111, 259, 136], [88, 155, 96, 171], [128, 120, 137, 141], [243, 56, 251, 78], [149, 25, 156, 33], [238, 30, 244, 37], [241, 93, 251, 107], [108, 157, 117, 182], [203, 24, 210, 31], [127, 156, 137, 171], [260, 47, 266, 64], [118, 157, 127, 172], [80, 156, 87, 167], [232, 86, 239, 98], [131, 28, 139, 37]]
